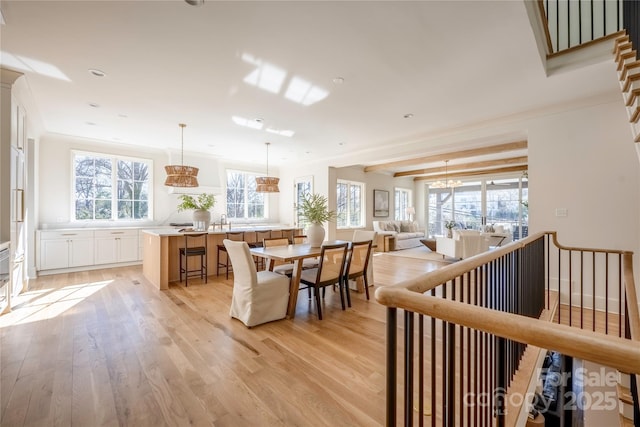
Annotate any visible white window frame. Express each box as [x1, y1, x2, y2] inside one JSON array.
[[225, 169, 269, 220], [71, 150, 154, 222], [394, 187, 412, 221], [336, 179, 365, 229]]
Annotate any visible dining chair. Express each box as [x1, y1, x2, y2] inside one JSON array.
[[217, 231, 245, 279], [223, 239, 290, 328], [262, 237, 292, 275], [343, 240, 373, 302], [179, 233, 208, 286], [299, 242, 349, 320]]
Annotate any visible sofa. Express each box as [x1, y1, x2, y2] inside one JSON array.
[[436, 229, 490, 259], [372, 220, 425, 251]]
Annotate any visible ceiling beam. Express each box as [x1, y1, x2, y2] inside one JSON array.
[[394, 156, 528, 177], [413, 164, 528, 182], [364, 140, 528, 173]]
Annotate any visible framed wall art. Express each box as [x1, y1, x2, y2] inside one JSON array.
[[373, 189, 389, 217]]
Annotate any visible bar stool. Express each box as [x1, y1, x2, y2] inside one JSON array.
[[217, 231, 245, 279], [249, 229, 272, 271], [280, 229, 296, 244], [179, 233, 208, 286]]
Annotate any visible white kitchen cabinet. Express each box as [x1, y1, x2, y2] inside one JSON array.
[[37, 230, 94, 270], [94, 229, 139, 265]]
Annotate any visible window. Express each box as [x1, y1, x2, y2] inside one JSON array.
[[426, 175, 528, 238], [294, 176, 313, 229], [336, 179, 364, 228], [226, 170, 266, 219], [73, 151, 152, 221], [394, 188, 412, 220]]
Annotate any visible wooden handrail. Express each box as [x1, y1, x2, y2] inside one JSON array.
[[375, 288, 640, 375], [383, 231, 548, 295], [623, 252, 640, 342]]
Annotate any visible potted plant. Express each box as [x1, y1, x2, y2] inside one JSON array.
[[298, 193, 337, 247], [177, 194, 215, 231], [444, 220, 456, 238]]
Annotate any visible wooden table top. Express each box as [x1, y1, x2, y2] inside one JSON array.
[[249, 240, 350, 262]]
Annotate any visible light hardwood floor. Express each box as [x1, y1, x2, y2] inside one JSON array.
[[0, 253, 450, 427]]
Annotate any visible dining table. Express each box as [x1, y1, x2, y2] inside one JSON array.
[[249, 240, 351, 319]]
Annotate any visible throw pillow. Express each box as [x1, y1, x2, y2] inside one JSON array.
[[409, 221, 418, 232], [400, 222, 411, 232], [384, 222, 395, 232]]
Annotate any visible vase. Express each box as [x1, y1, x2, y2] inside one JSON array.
[[307, 223, 325, 247], [446, 229, 452, 238], [193, 209, 211, 231]]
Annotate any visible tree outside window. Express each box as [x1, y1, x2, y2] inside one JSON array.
[[226, 170, 266, 219], [394, 188, 411, 220], [73, 152, 151, 221], [336, 179, 364, 228]]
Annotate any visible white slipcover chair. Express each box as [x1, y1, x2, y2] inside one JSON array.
[[223, 239, 290, 327]]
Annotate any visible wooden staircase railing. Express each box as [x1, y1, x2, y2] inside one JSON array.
[[376, 232, 639, 426]]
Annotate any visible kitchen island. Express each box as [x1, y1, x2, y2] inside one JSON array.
[[141, 226, 302, 290]]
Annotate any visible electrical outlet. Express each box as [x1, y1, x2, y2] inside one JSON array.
[[555, 208, 568, 217]]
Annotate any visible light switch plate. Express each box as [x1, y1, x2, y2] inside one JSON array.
[[555, 208, 568, 217]]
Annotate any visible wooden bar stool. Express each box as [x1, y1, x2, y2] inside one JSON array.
[[179, 233, 208, 286], [217, 231, 245, 279], [249, 229, 272, 271]]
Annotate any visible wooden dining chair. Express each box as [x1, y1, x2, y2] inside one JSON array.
[[343, 240, 373, 302], [299, 242, 349, 320], [262, 237, 292, 275]]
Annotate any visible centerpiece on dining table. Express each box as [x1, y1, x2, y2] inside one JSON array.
[[298, 193, 337, 247]]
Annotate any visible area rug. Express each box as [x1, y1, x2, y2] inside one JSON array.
[[382, 246, 456, 263]]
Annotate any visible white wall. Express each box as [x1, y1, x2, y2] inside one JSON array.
[[528, 100, 638, 252], [37, 134, 281, 229]]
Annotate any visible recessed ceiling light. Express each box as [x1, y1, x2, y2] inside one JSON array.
[[332, 77, 345, 84], [88, 68, 106, 77], [88, 102, 100, 108], [338, 142, 345, 146], [185, 0, 204, 5], [118, 114, 128, 118], [403, 113, 414, 119], [85, 121, 96, 126]]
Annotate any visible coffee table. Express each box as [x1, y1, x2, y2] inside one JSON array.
[[420, 238, 437, 251]]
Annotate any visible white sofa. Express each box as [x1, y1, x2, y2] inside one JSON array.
[[436, 230, 490, 259], [372, 220, 424, 251]]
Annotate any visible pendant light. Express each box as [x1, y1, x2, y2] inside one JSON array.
[[164, 123, 199, 187], [431, 160, 462, 189], [255, 142, 280, 193]]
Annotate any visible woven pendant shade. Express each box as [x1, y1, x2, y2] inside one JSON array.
[[164, 123, 199, 187], [255, 176, 280, 192], [164, 165, 199, 187], [255, 142, 279, 193]]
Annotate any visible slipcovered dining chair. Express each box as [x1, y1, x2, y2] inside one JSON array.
[[223, 239, 290, 328], [299, 242, 349, 320]]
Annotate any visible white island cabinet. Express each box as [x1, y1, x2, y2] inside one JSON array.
[[94, 229, 139, 265], [37, 230, 94, 271]]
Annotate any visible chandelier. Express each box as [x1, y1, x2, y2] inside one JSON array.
[[431, 160, 462, 189], [164, 123, 199, 187], [255, 142, 280, 193]]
